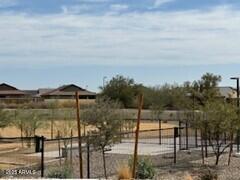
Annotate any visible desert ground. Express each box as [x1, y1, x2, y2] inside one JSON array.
[[0, 120, 178, 138]]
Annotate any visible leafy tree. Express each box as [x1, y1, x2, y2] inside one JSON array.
[[82, 97, 123, 178], [150, 104, 163, 121], [13, 110, 44, 137], [100, 75, 140, 108], [143, 83, 192, 110], [0, 109, 10, 129], [193, 100, 239, 165], [128, 156, 155, 179], [47, 165, 73, 178], [11, 110, 44, 147], [47, 100, 59, 139], [192, 73, 222, 104], [56, 110, 76, 150]]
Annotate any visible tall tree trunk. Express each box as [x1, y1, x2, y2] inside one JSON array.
[[102, 148, 107, 179]]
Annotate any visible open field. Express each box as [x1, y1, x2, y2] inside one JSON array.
[[0, 120, 177, 138], [0, 109, 185, 179], [0, 163, 16, 169]]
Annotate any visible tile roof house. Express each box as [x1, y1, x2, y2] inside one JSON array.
[[0, 83, 28, 98], [23, 88, 54, 98], [40, 84, 96, 99], [0, 83, 96, 104]]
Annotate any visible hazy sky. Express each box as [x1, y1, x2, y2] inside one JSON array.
[[0, 0, 240, 92]]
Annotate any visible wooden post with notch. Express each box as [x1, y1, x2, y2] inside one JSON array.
[[75, 91, 83, 178], [132, 94, 144, 179]]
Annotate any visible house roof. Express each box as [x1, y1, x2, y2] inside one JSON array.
[[0, 83, 26, 96], [41, 84, 96, 96], [0, 83, 18, 91], [24, 90, 39, 96], [38, 88, 54, 95], [217, 86, 237, 99], [24, 89, 54, 97]]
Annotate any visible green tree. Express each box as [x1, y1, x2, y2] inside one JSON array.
[[128, 156, 155, 179], [192, 73, 222, 104], [143, 83, 192, 110], [150, 104, 163, 121], [56, 110, 76, 151], [0, 109, 10, 129], [193, 100, 239, 165], [47, 100, 59, 139], [13, 110, 44, 137], [82, 97, 123, 178], [100, 75, 140, 108]]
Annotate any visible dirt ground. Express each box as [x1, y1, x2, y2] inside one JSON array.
[[0, 120, 178, 177], [156, 152, 240, 180], [0, 120, 177, 138]]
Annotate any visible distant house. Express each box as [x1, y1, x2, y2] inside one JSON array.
[[217, 86, 237, 99], [24, 88, 54, 98], [0, 83, 31, 104], [40, 84, 96, 100], [0, 83, 27, 99], [0, 83, 96, 105]]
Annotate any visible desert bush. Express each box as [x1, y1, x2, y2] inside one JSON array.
[[24, 101, 49, 109], [200, 169, 218, 180], [82, 97, 123, 179], [118, 165, 131, 180], [47, 165, 72, 179], [0, 169, 4, 178], [129, 156, 155, 179], [0, 103, 7, 108]]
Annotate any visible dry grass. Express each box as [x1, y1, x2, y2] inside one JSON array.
[[184, 173, 193, 180], [117, 165, 132, 180], [136, 121, 176, 130], [0, 121, 177, 138], [0, 163, 16, 170]]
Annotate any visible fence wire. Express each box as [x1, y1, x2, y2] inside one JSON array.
[[0, 137, 41, 178], [1, 123, 238, 179]]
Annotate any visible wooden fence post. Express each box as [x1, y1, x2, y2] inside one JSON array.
[[132, 94, 144, 179], [70, 129, 73, 168], [159, 119, 162, 145], [58, 131, 62, 165], [87, 135, 90, 178], [75, 91, 83, 178], [41, 136, 45, 178], [174, 127, 178, 164]]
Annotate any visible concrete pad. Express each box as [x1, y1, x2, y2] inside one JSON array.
[[107, 138, 179, 155]]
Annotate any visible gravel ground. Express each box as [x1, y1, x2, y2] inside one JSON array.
[[2, 147, 239, 179], [155, 152, 240, 180], [74, 149, 240, 180]]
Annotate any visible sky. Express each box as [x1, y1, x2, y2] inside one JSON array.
[[0, 0, 240, 92]]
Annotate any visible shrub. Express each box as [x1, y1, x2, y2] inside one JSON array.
[[200, 168, 218, 180], [47, 166, 72, 179], [118, 165, 131, 180], [0, 169, 4, 178], [129, 156, 155, 179]]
